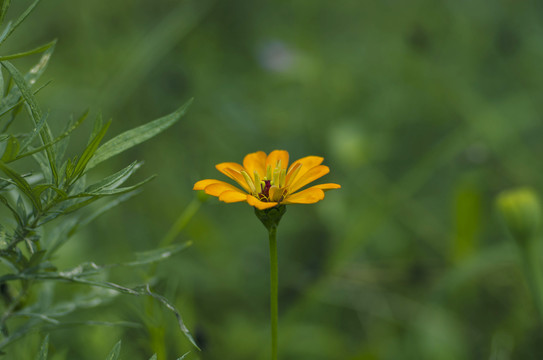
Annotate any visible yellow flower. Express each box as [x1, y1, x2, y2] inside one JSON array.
[[193, 150, 341, 210]]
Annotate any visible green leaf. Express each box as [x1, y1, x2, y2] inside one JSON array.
[[105, 341, 121, 360], [68, 120, 111, 183], [26, 250, 46, 268], [19, 111, 49, 154], [32, 151, 52, 183], [88, 113, 103, 145], [0, 63, 3, 97], [56, 196, 100, 216], [35, 334, 48, 360], [1, 60, 58, 183], [79, 175, 155, 197], [25, 43, 55, 84], [0, 20, 11, 47], [16, 194, 27, 223], [0, 161, 41, 211], [0, 0, 41, 47], [177, 353, 190, 360], [148, 355, 157, 360], [0, 0, 11, 27], [0, 40, 56, 61], [0, 80, 49, 130], [146, 286, 200, 350], [56, 110, 89, 162], [14, 110, 86, 163], [85, 161, 141, 193], [0, 194, 22, 226], [31, 184, 52, 198], [123, 242, 192, 267], [0, 271, 199, 350], [87, 99, 193, 170], [0, 136, 19, 162]]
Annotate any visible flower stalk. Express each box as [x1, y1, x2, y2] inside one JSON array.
[[497, 188, 543, 323], [255, 205, 285, 360], [268, 226, 278, 360]]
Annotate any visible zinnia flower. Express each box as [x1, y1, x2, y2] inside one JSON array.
[[193, 150, 340, 210]]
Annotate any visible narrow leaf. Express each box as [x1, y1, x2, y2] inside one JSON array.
[[87, 99, 193, 170], [19, 111, 49, 153], [0, 80, 50, 127], [0, 0, 11, 27], [88, 113, 103, 145], [74, 175, 155, 197], [56, 110, 89, 163], [35, 334, 48, 360], [122, 242, 191, 267], [0, 64, 3, 97], [0, 161, 41, 211], [0, 194, 22, 226], [16, 110, 87, 162], [2, 60, 58, 183], [70, 120, 111, 182], [145, 285, 200, 350], [0, 0, 41, 47], [0, 40, 56, 61], [85, 161, 141, 193], [177, 353, 190, 360], [0, 136, 19, 161], [0, 20, 10, 46], [32, 151, 51, 183], [105, 341, 121, 360], [148, 355, 157, 360]]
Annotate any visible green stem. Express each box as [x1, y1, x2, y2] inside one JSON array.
[[268, 226, 278, 360], [160, 197, 201, 247], [521, 240, 543, 324]]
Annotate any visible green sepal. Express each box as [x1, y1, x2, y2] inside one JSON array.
[[254, 205, 286, 231]]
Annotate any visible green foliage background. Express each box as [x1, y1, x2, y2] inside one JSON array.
[[6, 0, 543, 359]]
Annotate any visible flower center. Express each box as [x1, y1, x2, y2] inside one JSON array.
[[242, 160, 297, 203], [259, 180, 272, 200]]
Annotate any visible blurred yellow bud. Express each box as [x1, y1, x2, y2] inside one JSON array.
[[497, 187, 541, 244]]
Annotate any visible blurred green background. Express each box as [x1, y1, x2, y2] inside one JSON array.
[[7, 0, 543, 358]]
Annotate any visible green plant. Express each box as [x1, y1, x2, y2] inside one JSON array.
[[0, 0, 196, 357], [34, 336, 190, 360]]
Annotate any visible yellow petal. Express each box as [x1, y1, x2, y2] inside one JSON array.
[[216, 162, 251, 192], [269, 186, 284, 202], [266, 150, 289, 170], [247, 195, 278, 210], [193, 179, 221, 190], [243, 151, 267, 179], [287, 156, 324, 183], [283, 187, 325, 204], [284, 163, 301, 187], [204, 181, 245, 197], [219, 191, 248, 203], [288, 156, 323, 172], [312, 183, 341, 191], [289, 165, 330, 193], [216, 161, 244, 174]]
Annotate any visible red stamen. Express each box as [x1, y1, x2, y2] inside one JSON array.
[[259, 180, 272, 201]]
